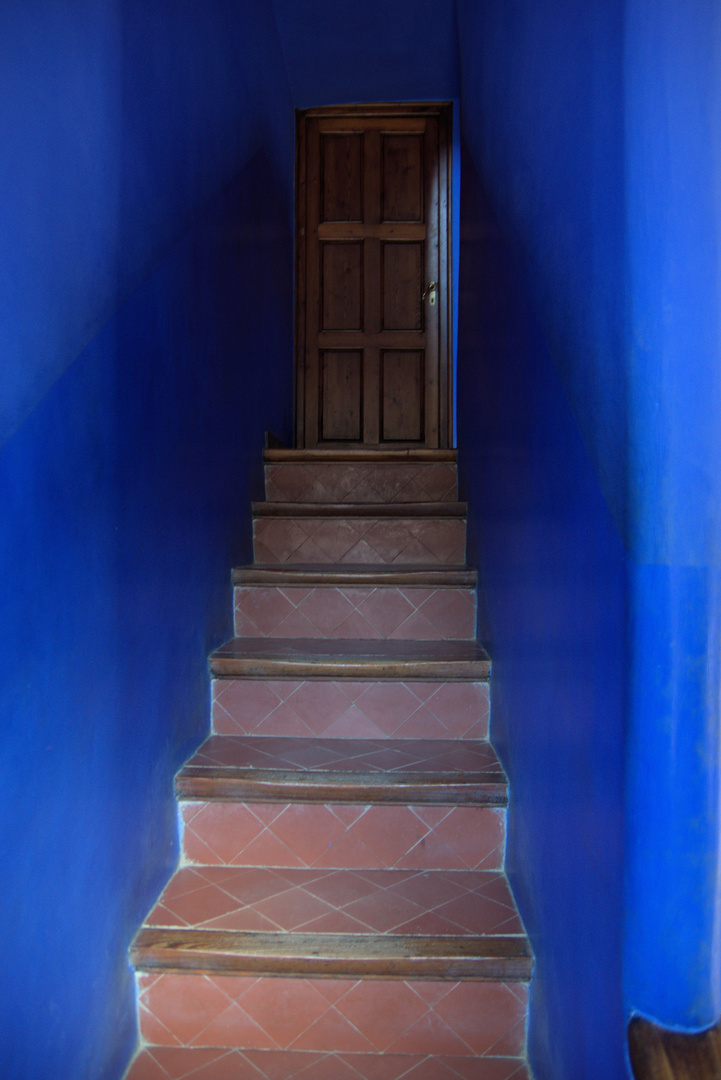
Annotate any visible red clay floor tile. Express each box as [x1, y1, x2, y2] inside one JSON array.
[[241, 586, 476, 642], [136, 975, 528, 1055], [264, 462, 458, 504], [253, 518, 466, 565], [126, 1048, 531, 1080], [143, 866, 524, 937], [212, 679, 490, 740], [183, 735, 503, 780], [181, 802, 506, 871]]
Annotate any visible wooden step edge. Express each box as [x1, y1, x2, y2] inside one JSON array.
[[232, 565, 478, 587], [209, 654, 491, 680], [175, 767, 508, 805], [209, 640, 491, 680], [264, 449, 458, 463], [130, 928, 532, 981], [252, 501, 467, 518]]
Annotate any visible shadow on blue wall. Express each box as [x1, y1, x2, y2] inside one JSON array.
[[271, 0, 459, 108], [457, 146, 629, 1080], [0, 148, 292, 1080], [0, 0, 294, 449]]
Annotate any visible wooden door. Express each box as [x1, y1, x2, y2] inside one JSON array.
[[295, 103, 452, 448]]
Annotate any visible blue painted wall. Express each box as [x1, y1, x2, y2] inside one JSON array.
[[0, 0, 293, 448], [623, 0, 721, 1029], [457, 146, 627, 1080], [270, 0, 459, 109], [456, 4, 629, 1075], [457, 0, 721, 1074], [4, 0, 719, 1076], [0, 2, 293, 1077]]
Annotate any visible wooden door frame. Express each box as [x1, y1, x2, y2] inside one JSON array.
[[294, 102, 453, 449]]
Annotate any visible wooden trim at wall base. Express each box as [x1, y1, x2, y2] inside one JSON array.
[[629, 1015, 721, 1080]]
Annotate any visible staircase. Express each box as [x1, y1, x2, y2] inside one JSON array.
[[125, 448, 532, 1080]]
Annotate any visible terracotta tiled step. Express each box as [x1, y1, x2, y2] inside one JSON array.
[[233, 575, 476, 640], [209, 639, 491, 680], [176, 736, 506, 805], [141, 867, 526, 938], [126, 1047, 532, 1080], [180, 801, 506, 871], [252, 505, 466, 565], [266, 465, 459, 506], [212, 678, 489, 740], [133, 973, 528, 1056], [264, 448, 458, 505]]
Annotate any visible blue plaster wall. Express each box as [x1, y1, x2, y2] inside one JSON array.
[[0, 2, 294, 1077], [457, 0, 721, 1074], [623, 0, 721, 1029], [0, 0, 293, 448], [270, 0, 459, 109], [455, 5, 629, 1074], [457, 149, 627, 1080], [456, 0, 627, 531]]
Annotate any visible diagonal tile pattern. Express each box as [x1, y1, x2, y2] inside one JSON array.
[[145, 867, 525, 937], [129, 448, 530, 1078], [212, 679, 490, 739], [184, 736, 503, 779], [265, 463, 458, 504], [253, 517, 466, 565], [136, 974, 528, 1056], [126, 1047, 532, 1080], [234, 585, 476, 640], [180, 801, 506, 871]]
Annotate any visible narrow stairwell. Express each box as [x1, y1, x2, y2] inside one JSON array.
[[126, 448, 532, 1080]]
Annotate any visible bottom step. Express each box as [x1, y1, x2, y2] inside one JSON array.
[[126, 1047, 531, 1079]]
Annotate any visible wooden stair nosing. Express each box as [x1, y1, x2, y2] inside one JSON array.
[[252, 501, 467, 518], [130, 928, 532, 980], [210, 655, 490, 679], [175, 767, 508, 805], [264, 449, 458, 463], [232, 564, 478, 587], [209, 638, 491, 681]]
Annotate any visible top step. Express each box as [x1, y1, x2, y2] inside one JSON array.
[[264, 449, 458, 504]]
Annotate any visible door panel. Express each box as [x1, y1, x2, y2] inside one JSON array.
[[322, 243, 363, 330], [382, 135, 424, 222], [321, 351, 363, 441], [382, 242, 423, 330], [296, 103, 451, 448], [381, 350, 424, 442], [321, 134, 363, 222]]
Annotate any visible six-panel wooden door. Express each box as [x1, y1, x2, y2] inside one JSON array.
[[295, 104, 452, 448]]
